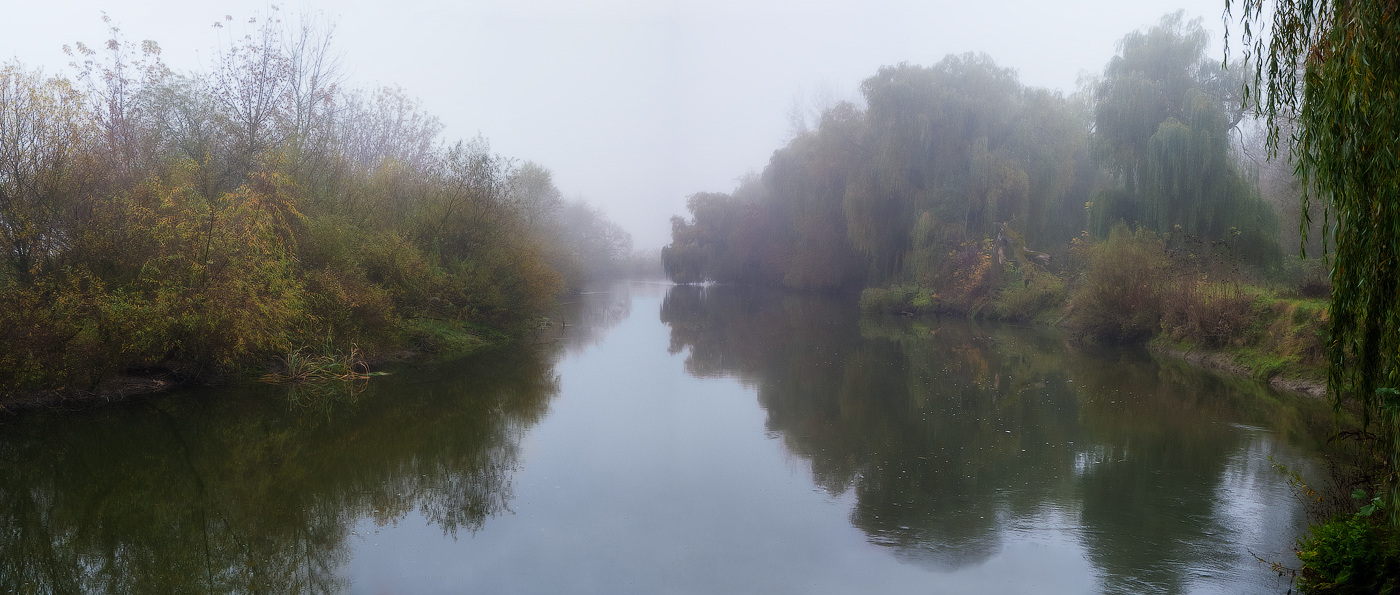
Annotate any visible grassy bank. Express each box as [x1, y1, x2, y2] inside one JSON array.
[[1150, 292, 1329, 397], [860, 224, 1330, 395]]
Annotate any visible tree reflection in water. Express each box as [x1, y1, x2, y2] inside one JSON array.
[[0, 282, 661, 593], [660, 284, 1333, 592], [0, 340, 562, 593], [0, 283, 1334, 593]]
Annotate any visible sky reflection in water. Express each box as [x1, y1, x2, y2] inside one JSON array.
[[351, 282, 1325, 594]]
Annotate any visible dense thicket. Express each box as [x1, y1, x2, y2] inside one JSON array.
[[663, 14, 1284, 295], [0, 14, 632, 399]]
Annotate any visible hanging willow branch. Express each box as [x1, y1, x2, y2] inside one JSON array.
[[1228, 0, 1400, 520]]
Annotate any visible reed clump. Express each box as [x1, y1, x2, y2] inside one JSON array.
[[259, 345, 378, 384]]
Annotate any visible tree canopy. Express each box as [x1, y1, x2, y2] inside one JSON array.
[[662, 53, 1096, 290], [1091, 12, 1279, 268]]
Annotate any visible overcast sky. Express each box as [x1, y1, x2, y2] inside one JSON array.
[[3, 0, 1237, 250]]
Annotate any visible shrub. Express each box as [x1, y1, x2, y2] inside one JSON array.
[[995, 264, 1065, 322], [859, 285, 927, 315], [1295, 509, 1400, 594], [1277, 256, 1333, 299], [1159, 280, 1259, 348], [1064, 223, 1170, 342], [0, 27, 585, 404]]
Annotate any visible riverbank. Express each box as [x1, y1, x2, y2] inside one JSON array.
[[1150, 343, 1326, 398], [0, 284, 1329, 593], [1150, 289, 1330, 399], [0, 316, 513, 415], [860, 228, 1331, 399], [865, 291, 1332, 399]]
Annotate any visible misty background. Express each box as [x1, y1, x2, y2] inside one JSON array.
[[2, 0, 1234, 250]]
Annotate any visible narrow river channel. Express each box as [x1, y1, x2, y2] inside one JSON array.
[[0, 281, 1338, 594]]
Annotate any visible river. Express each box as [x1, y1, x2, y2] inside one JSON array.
[[0, 281, 1338, 594]]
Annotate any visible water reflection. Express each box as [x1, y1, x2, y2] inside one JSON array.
[[0, 339, 563, 593], [0, 282, 1336, 594], [549, 281, 666, 355], [660, 284, 1333, 593]]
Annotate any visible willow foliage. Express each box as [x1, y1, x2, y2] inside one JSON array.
[[1230, 0, 1400, 517], [663, 53, 1121, 290], [1091, 13, 1279, 268]]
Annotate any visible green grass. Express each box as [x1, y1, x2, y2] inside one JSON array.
[[1233, 348, 1295, 381], [401, 317, 498, 359]]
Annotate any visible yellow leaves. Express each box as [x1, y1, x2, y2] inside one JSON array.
[[0, 62, 92, 161], [0, 63, 96, 275], [0, 32, 581, 398], [241, 165, 305, 250], [52, 167, 313, 368]]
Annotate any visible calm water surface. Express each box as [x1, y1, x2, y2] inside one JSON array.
[[0, 281, 1338, 593]]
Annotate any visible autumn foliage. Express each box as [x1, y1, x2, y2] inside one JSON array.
[[0, 14, 624, 402]]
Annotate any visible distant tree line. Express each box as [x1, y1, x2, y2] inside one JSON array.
[[663, 13, 1286, 294], [0, 10, 635, 400]]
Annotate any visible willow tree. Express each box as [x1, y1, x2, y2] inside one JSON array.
[[766, 102, 866, 289], [1092, 13, 1279, 268], [1230, 0, 1400, 515], [848, 55, 1025, 279], [1011, 87, 1094, 251]]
